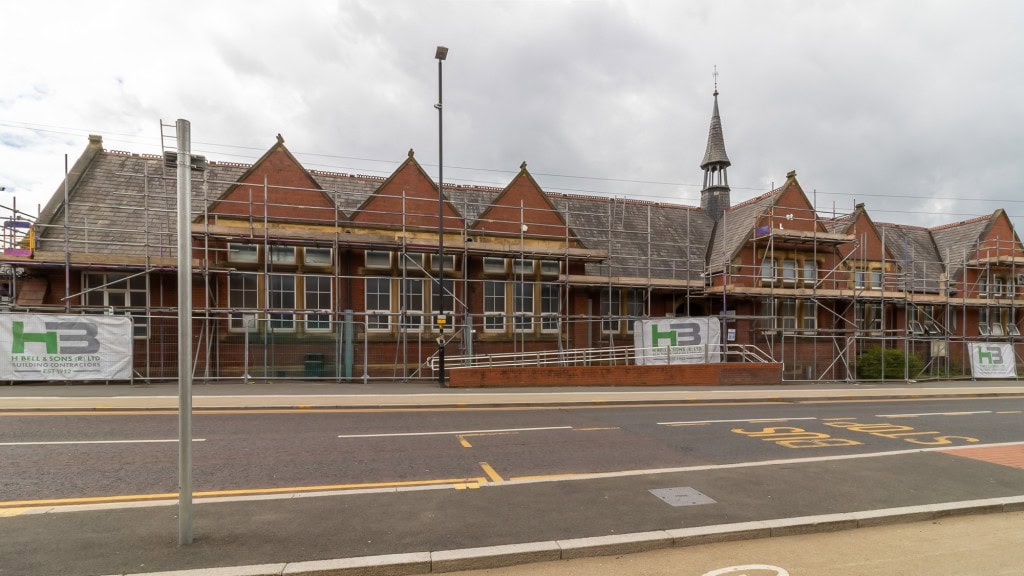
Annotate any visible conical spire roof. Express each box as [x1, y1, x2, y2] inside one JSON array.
[[700, 91, 731, 169]]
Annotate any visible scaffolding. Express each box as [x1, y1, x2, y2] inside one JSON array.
[[2, 137, 1022, 383]]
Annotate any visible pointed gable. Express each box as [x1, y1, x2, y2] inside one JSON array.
[[839, 204, 896, 263], [472, 164, 577, 244], [976, 209, 1024, 262], [207, 135, 337, 224], [350, 151, 465, 230], [708, 171, 825, 272]]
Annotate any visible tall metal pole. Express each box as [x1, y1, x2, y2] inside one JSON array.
[[175, 119, 194, 545], [435, 46, 448, 386]]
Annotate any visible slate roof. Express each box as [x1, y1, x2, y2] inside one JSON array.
[[875, 223, 943, 293], [34, 139, 713, 282], [929, 214, 992, 281], [706, 187, 782, 273], [700, 92, 731, 169]]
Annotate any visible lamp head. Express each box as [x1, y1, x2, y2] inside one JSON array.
[[435, 46, 448, 61]]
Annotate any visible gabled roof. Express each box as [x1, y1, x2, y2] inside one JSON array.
[[706, 184, 784, 273], [874, 222, 943, 293], [930, 212, 993, 280], [349, 150, 465, 230], [471, 164, 579, 245], [206, 135, 337, 223]]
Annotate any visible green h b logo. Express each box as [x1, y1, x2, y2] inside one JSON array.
[[977, 346, 1003, 365], [12, 321, 57, 353], [12, 321, 100, 354], [651, 322, 702, 347], [651, 325, 677, 347]]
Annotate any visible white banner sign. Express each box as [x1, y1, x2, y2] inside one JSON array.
[[633, 317, 722, 365], [0, 314, 133, 381], [970, 342, 1016, 379]]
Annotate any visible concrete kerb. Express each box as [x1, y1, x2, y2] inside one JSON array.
[[108, 497, 1024, 576], [5, 390, 1024, 413]]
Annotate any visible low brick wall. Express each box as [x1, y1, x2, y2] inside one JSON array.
[[447, 363, 782, 387]]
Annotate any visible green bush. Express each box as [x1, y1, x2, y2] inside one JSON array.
[[856, 347, 924, 380]]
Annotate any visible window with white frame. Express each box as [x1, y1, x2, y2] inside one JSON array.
[[400, 279, 424, 331], [801, 300, 816, 331], [365, 277, 391, 331], [304, 275, 332, 331], [227, 243, 258, 264], [782, 260, 797, 284], [514, 281, 534, 332], [429, 254, 456, 273], [908, 305, 924, 335], [761, 259, 774, 283], [268, 274, 295, 331], [994, 277, 1005, 297], [979, 274, 989, 297], [993, 307, 1008, 336], [228, 272, 259, 331], [855, 302, 882, 333], [430, 278, 455, 321], [780, 298, 797, 331], [759, 297, 776, 331], [365, 251, 392, 271], [541, 284, 560, 332], [304, 247, 333, 268], [269, 246, 296, 266], [483, 257, 506, 276], [513, 259, 535, 276], [978, 307, 992, 336], [854, 269, 866, 289], [803, 260, 817, 286], [601, 288, 620, 333], [83, 272, 149, 338], [540, 260, 561, 277], [625, 289, 644, 333], [870, 269, 883, 289], [484, 281, 506, 332]]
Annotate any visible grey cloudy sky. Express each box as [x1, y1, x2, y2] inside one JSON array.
[[2, 1, 1023, 232]]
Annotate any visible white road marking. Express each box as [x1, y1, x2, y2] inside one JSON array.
[[658, 417, 817, 426], [876, 411, 991, 418], [0, 439, 205, 447], [703, 565, 789, 576], [338, 426, 572, 438], [11, 439, 1024, 515]]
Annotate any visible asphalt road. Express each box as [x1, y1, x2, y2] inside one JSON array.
[[2, 396, 1024, 575], [2, 396, 1023, 506]]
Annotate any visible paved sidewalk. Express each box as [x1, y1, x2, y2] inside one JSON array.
[[2, 379, 1024, 410]]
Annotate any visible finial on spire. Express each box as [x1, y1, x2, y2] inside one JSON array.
[[276, 133, 284, 144], [408, 148, 415, 158], [520, 161, 527, 171], [713, 65, 719, 96]]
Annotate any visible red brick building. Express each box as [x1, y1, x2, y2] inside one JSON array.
[[4, 93, 1022, 382]]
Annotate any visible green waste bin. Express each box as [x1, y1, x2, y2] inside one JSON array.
[[304, 353, 325, 378]]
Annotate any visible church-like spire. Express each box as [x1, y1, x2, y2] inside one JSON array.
[[700, 67, 731, 222]]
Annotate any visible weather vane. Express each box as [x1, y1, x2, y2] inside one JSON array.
[[713, 65, 719, 95]]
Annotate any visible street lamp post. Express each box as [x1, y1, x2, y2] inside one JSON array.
[[435, 45, 448, 386]]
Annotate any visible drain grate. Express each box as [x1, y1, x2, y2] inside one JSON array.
[[649, 486, 716, 507]]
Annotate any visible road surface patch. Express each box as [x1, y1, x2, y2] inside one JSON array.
[[941, 444, 1024, 470]]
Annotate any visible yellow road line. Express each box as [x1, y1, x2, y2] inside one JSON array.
[[0, 477, 488, 509], [479, 462, 504, 483], [458, 435, 472, 448]]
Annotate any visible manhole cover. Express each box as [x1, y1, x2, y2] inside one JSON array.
[[649, 486, 716, 507]]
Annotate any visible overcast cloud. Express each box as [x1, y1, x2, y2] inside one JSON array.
[[2, 1, 1023, 232]]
